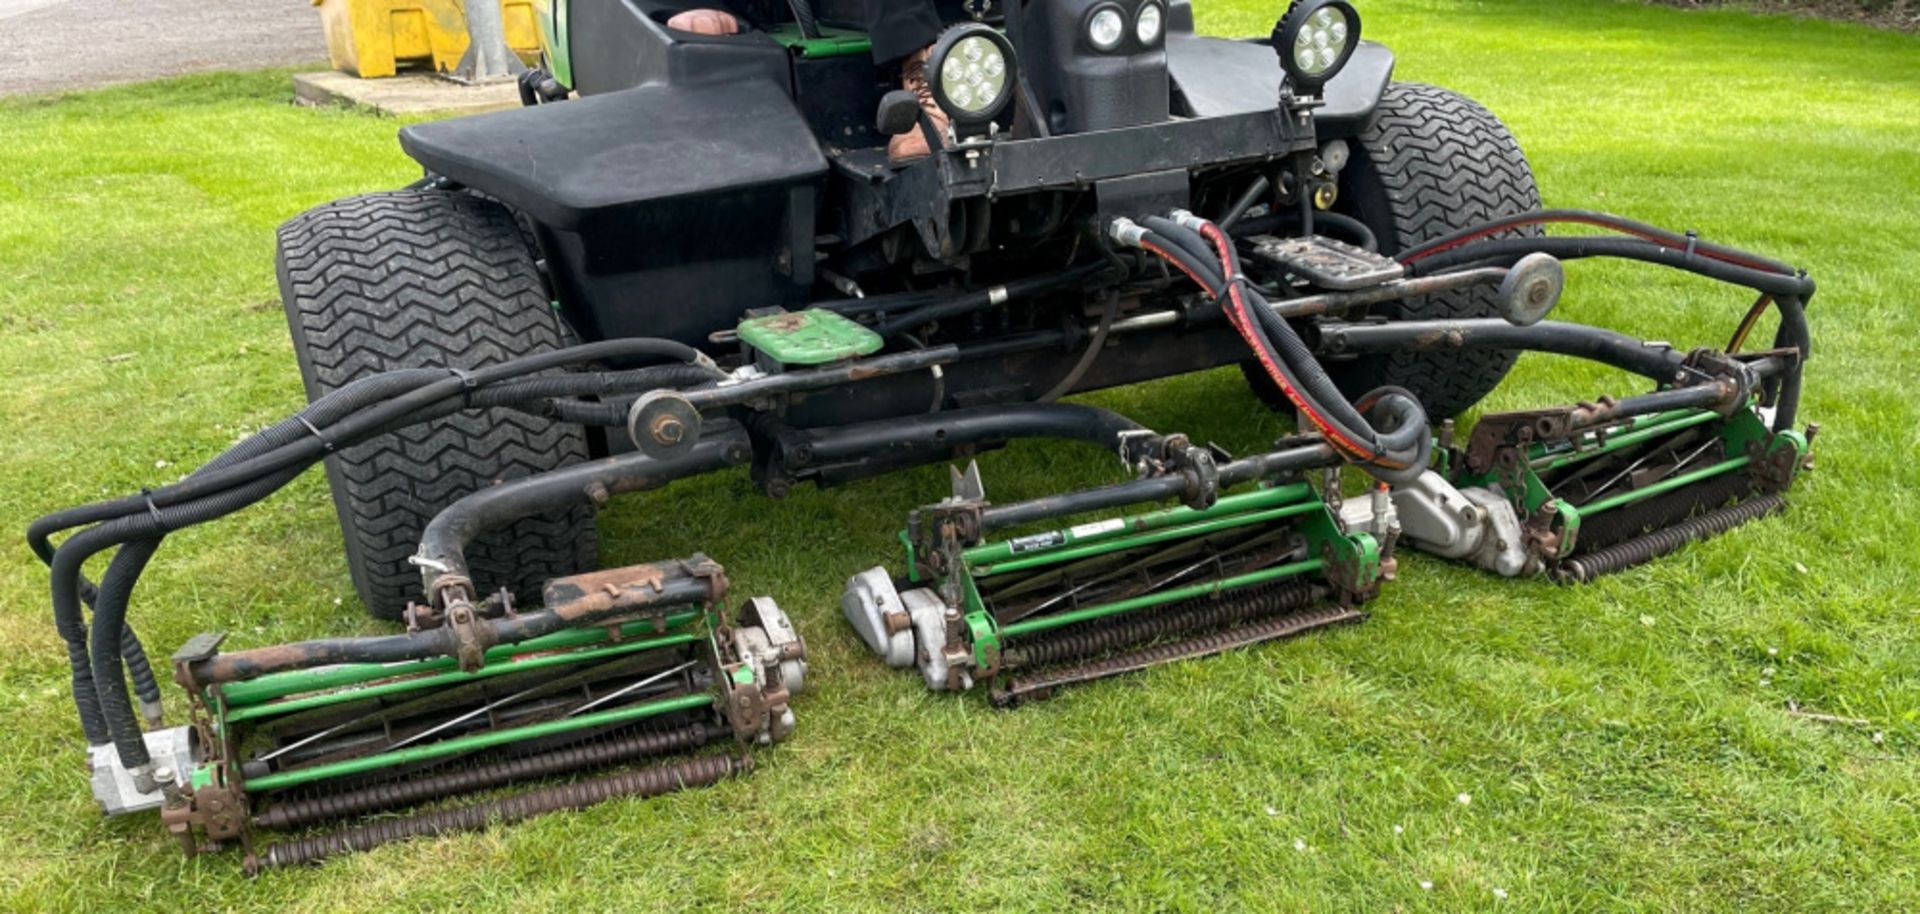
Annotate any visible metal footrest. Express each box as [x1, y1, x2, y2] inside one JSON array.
[[1247, 234, 1405, 291]]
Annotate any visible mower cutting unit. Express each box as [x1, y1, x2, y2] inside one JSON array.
[[130, 558, 802, 872], [29, 0, 1820, 868], [1396, 402, 1812, 583], [847, 443, 1391, 706]]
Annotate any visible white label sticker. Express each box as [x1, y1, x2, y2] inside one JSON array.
[[1008, 531, 1066, 554], [1069, 518, 1126, 540]]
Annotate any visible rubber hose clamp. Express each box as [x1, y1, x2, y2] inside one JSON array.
[[446, 366, 478, 407]]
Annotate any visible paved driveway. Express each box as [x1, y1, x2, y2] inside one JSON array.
[[0, 0, 324, 96]]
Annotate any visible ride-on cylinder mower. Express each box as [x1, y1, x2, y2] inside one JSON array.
[[30, 0, 1817, 867]]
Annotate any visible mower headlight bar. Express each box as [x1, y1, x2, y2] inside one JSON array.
[[1273, 0, 1361, 94], [931, 24, 1017, 126]]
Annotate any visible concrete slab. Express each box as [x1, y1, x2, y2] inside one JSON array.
[[293, 70, 522, 116]]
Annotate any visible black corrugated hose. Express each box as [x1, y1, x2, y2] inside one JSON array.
[[32, 339, 721, 773]]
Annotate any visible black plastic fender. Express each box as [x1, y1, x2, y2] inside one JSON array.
[[1167, 37, 1395, 138], [397, 81, 828, 233]]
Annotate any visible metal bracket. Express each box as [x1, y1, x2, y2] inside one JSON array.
[[443, 597, 492, 673]]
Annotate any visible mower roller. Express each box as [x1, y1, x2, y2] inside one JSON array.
[[28, 0, 1818, 866]]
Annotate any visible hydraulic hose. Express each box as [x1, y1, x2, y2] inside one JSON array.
[[1129, 214, 1429, 484], [492, 365, 720, 426], [1770, 295, 1810, 431], [1038, 293, 1117, 402], [1144, 216, 1223, 277], [785, 0, 820, 38], [876, 263, 1106, 339], [43, 368, 448, 756], [542, 398, 639, 427], [1397, 218, 1813, 433], [39, 342, 712, 568], [1405, 236, 1815, 301], [117, 600, 163, 725], [33, 339, 712, 546], [1396, 208, 1802, 277], [1218, 176, 1271, 232], [1188, 213, 1427, 465], [44, 367, 449, 755], [798, 403, 1149, 465], [76, 464, 305, 771], [464, 369, 692, 403], [27, 368, 448, 563], [86, 539, 160, 770], [43, 339, 713, 764], [813, 288, 948, 317], [1313, 319, 1689, 383], [415, 431, 751, 590]]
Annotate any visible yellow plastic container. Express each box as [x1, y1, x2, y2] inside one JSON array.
[[314, 0, 542, 79]]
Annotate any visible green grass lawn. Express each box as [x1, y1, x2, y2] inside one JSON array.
[[2, 0, 1917, 910]]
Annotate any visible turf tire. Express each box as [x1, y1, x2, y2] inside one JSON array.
[[276, 190, 597, 621]]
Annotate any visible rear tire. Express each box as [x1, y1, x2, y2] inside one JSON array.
[[1326, 82, 1544, 419], [277, 190, 598, 621]]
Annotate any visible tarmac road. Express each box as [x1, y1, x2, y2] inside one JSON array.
[[0, 0, 324, 96]]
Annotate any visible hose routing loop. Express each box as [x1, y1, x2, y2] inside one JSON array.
[[31, 338, 721, 772], [1112, 211, 1431, 485]]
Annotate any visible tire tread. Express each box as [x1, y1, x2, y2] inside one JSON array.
[[275, 190, 596, 620], [1334, 82, 1544, 418]]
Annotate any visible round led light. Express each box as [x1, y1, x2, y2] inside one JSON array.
[[1135, 3, 1164, 46], [930, 26, 1016, 124], [1273, 0, 1361, 92], [943, 36, 1003, 114], [1088, 6, 1125, 51]]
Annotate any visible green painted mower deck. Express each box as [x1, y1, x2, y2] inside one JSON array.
[[1455, 405, 1807, 556], [197, 608, 732, 795], [948, 483, 1380, 672]]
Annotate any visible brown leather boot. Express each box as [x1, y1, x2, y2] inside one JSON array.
[[665, 8, 741, 35], [887, 47, 950, 165]]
